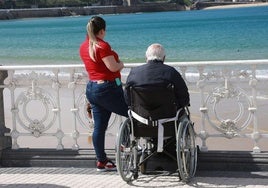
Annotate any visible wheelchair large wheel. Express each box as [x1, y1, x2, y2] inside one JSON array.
[[176, 117, 197, 182], [116, 118, 136, 182]]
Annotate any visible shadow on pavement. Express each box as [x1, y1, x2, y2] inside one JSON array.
[[0, 184, 69, 188]]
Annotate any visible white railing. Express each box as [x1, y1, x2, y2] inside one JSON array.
[[1, 59, 268, 152]]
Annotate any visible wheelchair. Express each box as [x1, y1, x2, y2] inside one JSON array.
[[115, 84, 197, 183]]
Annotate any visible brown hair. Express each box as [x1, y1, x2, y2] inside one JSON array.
[[86, 16, 106, 62]]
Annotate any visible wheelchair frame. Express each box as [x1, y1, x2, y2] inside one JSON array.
[[115, 106, 197, 183]]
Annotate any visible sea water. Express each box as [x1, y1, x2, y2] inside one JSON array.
[[0, 5, 268, 65]]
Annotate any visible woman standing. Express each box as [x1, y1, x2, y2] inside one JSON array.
[[80, 16, 128, 172]]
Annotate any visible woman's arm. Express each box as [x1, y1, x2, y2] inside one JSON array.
[[102, 55, 124, 72]]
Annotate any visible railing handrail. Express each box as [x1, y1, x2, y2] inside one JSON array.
[[1, 59, 268, 70], [1, 59, 268, 152]]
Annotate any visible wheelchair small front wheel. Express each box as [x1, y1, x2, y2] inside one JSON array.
[[116, 118, 135, 182]]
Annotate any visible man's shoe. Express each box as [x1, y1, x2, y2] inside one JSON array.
[[97, 159, 117, 172]]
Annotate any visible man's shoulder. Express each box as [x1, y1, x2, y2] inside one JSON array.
[[162, 63, 176, 69], [131, 63, 148, 72], [157, 63, 178, 73]]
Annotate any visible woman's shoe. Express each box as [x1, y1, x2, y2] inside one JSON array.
[[96, 159, 117, 172]]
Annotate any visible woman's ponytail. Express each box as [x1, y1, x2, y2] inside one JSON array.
[[86, 16, 106, 62]]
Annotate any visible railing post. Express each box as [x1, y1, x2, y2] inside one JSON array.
[[0, 68, 12, 165]]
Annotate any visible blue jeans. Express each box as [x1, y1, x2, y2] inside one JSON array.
[[86, 81, 128, 162]]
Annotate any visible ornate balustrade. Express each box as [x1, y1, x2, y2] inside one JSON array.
[[1, 59, 268, 153]]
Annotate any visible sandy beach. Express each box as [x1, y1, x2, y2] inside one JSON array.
[[204, 2, 268, 10]]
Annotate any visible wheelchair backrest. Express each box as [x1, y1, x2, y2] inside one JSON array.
[[129, 84, 177, 121]]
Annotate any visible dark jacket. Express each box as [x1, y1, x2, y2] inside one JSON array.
[[124, 60, 190, 108]]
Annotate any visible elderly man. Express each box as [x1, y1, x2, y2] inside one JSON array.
[[125, 43, 190, 109]]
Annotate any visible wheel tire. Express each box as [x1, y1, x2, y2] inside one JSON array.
[[176, 117, 197, 182], [116, 118, 134, 182]]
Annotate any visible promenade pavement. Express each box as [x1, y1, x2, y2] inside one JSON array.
[[0, 167, 268, 188]]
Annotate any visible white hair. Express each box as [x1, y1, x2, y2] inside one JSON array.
[[145, 43, 166, 62]]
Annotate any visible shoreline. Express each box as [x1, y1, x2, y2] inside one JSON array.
[[0, 3, 185, 20], [203, 2, 268, 10], [1, 2, 268, 20]]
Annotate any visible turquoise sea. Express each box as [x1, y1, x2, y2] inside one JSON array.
[[0, 6, 268, 65]]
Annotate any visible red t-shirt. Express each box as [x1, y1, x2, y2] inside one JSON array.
[[79, 37, 121, 81]]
